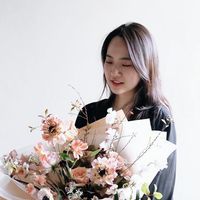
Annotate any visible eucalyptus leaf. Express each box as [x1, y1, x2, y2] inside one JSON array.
[[141, 183, 150, 195], [153, 192, 163, 199]]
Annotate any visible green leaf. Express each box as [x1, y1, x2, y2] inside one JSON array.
[[153, 192, 163, 199], [60, 153, 74, 163], [45, 109, 48, 116], [141, 183, 150, 195], [28, 126, 38, 133], [135, 190, 140, 200], [114, 193, 119, 200], [90, 149, 101, 157], [38, 114, 44, 118]]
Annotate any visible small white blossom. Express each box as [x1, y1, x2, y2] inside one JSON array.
[[4, 162, 14, 175], [99, 140, 113, 150], [106, 184, 118, 195], [117, 187, 134, 199], [22, 162, 29, 173], [106, 128, 119, 141], [37, 188, 54, 200], [106, 108, 117, 125]]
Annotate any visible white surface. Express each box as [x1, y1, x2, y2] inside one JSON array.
[[0, 0, 200, 199]]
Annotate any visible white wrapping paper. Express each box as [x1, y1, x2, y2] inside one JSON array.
[[78, 110, 176, 196]]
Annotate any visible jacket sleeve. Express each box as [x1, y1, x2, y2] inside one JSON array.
[[145, 108, 177, 200]]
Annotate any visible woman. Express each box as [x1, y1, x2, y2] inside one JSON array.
[[75, 22, 176, 200]]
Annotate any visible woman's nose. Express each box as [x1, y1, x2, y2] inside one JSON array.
[[110, 64, 122, 75]]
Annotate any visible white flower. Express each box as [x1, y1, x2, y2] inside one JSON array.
[[106, 108, 117, 125], [106, 128, 119, 141], [37, 188, 54, 200], [117, 187, 134, 199], [4, 162, 14, 175], [99, 128, 119, 150], [22, 162, 29, 173], [53, 132, 67, 145], [106, 184, 118, 195], [99, 140, 113, 150]]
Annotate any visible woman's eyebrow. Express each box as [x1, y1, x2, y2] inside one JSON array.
[[106, 54, 131, 60], [106, 54, 113, 58]]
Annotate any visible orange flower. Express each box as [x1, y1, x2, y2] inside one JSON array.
[[71, 139, 88, 159], [41, 116, 63, 141], [71, 167, 89, 184]]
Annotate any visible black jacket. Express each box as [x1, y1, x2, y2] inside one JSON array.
[[75, 98, 176, 200]]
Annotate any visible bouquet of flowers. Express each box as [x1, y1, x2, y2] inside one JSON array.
[[0, 102, 176, 200]]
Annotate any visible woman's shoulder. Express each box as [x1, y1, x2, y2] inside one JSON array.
[[152, 105, 172, 121], [146, 104, 173, 131]]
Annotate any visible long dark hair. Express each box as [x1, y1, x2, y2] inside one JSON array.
[[101, 22, 170, 118]]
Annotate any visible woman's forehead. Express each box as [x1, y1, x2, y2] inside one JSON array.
[[107, 36, 130, 59]]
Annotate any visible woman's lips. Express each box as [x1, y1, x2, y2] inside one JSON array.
[[110, 80, 124, 87]]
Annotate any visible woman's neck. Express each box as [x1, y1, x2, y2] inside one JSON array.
[[112, 93, 135, 115]]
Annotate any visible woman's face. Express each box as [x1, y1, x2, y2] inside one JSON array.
[[104, 36, 140, 97]]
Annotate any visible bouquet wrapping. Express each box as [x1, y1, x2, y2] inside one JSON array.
[[0, 107, 176, 200]]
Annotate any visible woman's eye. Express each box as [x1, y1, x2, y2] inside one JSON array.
[[105, 61, 112, 64], [122, 64, 132, 67]]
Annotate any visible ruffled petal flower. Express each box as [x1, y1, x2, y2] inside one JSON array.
[[41, 116, 63, 141], [71, 139, 88, 159]]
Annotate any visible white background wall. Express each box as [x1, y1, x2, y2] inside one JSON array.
[[0, 0, 200, 199]]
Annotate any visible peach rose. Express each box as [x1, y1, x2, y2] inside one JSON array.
[[71, 167, 89, 184]]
